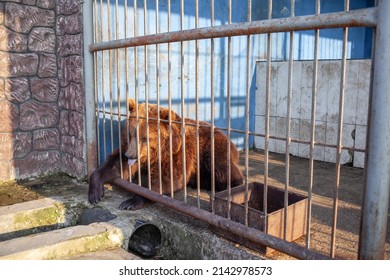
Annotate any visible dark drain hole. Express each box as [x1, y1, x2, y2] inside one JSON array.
[[128, 220, 162, 258]]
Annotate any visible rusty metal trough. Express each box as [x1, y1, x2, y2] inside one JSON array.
[[213, 182, 308, 255]]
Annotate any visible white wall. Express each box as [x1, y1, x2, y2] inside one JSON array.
[[254, 59, 371, 168]]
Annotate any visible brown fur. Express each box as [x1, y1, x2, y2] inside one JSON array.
[[88, 99, 243, 210]]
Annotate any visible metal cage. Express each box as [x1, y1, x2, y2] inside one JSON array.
[[84, 0, 390, 259]]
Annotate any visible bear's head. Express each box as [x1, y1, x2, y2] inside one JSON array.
[[123, 98, 182, 166]]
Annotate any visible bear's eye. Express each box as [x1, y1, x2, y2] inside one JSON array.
[[141, 137, 148, 142]]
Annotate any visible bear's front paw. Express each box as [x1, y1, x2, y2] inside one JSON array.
[[119, 195, 151, 210], [88, 187, 103, 204], [88, 173, 105, 204]]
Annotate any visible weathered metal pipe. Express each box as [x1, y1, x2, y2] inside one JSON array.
[[358, 0, 390, 260], [83, 0, 97, 177], [112, 178, 331, 260], [89, 8, 377, 52]]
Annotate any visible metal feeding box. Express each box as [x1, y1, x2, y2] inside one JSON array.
[[212, 182, 308, 255]]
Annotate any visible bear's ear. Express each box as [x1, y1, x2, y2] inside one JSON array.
[[128, 98, 136, 112], [160, 108, 180, 121]]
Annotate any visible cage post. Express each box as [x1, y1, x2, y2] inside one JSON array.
[[84, 0, 97, 177], [359, 0, 390, 260]]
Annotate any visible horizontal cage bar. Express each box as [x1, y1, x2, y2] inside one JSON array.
[[90, 8, 377, 52]]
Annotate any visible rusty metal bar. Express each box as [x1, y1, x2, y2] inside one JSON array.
[[263, 0, 273, 233], [93, 0, 99, 165], [89, 8, 377, 52], [306, 0, 321, 249], [115, 0, 124, 179], [359, 0, 390, 260], [107, 0, 114, 154], [167, 0, 174, 198], [180, 0, 187, 202], [331, 0, 350, 258], [284, 0, 295, 240], [156, 0, 163, 194], [124, 0, 132, 183], [112, 178, 331, 260], [210, 0, 216, 214], [195, 0, 201, 208], [85, 0, 98, 176], [244, 0, 252, 227], [226, 0, 232, 220], [144, 0, 152, 191], [100, 0, 107, 161], [134, 0, 142, 185]]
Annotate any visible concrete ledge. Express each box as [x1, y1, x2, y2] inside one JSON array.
[[0, 222, 123, 260], [0, 176, 267, 260], [0, 198, 83, 241]]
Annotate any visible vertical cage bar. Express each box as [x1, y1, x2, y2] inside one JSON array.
[[93, 0, 100, 166], [168, 0, 174, 198], [115, 0, 123, 179], [284, 0, 295, 240], [125, 0, 131, 182], [210, 0, 216, 213], [331, 0, 349, 258], [100, 0, 107, 161], [226, 0, 232, 220], [306, 0, 321, 249], [359, 0, 390, 260], [195, 0, 201, 208], [156, 0, 163, 194], [85, 0, 98, 176], [180, 0, 187, 202], [134, 0, 142, 185], [263, 0, 273, 231], [144, 0, 152, 190], [108, 0, 114, 154], [244, 0, 252, 226]]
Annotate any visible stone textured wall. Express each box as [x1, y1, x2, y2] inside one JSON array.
[[0, 0, 86, 180]]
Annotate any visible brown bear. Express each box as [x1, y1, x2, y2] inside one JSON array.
[[88, 98, 244, 210]]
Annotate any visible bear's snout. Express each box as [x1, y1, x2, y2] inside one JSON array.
[[124, 150, 135, 159], [123, 151, 138, 166]]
